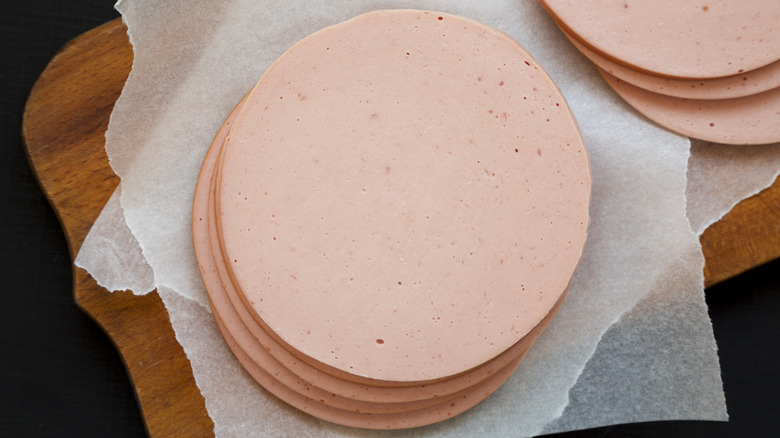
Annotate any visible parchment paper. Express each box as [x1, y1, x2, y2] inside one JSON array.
[[75, 184, 154, 294], [687, 140, 780, 235], [73, 0, 780, 435]]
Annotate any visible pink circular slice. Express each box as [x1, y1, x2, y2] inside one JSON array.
[[600, 69, 780, 145], [559, 27, 780, 100], [217, 10, 590, 382], [540, 0, 780, 79]]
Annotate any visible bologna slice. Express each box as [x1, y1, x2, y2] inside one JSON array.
[[559, 27, 780, 101], [215, 10, 590, 383], [600, 69, 780, 145], [540, 0, 780, 79], [215, 10, 590, 384], [194, 9, 591, 428]]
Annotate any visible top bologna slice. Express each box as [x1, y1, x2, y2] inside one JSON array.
[[216, 10, 591, 383], [540, 0, 780, 79]]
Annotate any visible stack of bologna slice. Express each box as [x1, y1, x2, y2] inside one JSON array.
[[192, 10, 591, 429], [539, 0, 780, 145]]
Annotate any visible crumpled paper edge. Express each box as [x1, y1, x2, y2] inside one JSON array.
[[686, 140, 780, 236], [75, 183, 155, 294]]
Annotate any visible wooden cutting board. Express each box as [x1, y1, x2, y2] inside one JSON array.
[[21, 18, 780, 437]]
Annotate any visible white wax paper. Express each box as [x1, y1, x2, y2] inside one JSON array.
[[687, 140, 780, 235], [72, 0, 780, 435], [75, 184, 154, 294]]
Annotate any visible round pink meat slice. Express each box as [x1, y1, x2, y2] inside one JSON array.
[[600, 69, 780, 145], [217, 10, 590, 383], [558, 27, 780, 100], [540, 0, 780, 79]]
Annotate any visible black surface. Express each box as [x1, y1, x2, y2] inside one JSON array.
[[1, 1, 144, 437], [1, 1, 778, 437]]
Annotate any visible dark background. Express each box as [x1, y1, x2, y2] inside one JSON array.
[[1, 1, 778, 436]]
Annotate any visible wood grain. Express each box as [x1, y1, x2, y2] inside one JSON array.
[[701, 175, 780, 287], [21, 18, 780, 436], [22, 19, 213, 437]]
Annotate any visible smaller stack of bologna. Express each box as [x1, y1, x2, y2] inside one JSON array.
[[192, 10, 591, 429], [539, 0, 780, 145]]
